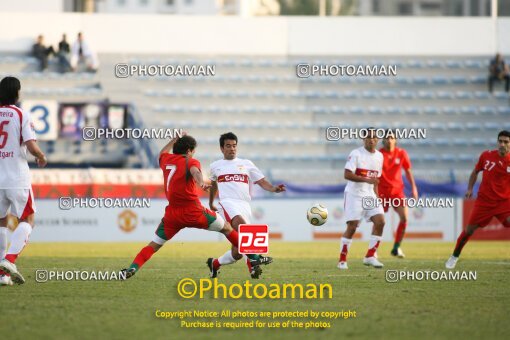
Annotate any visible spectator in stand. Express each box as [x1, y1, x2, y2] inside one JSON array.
[[57, 34, 71, 73], [32, 35, 54, 71], [70, 32, 99, 72], [488, 53, 510, 93]]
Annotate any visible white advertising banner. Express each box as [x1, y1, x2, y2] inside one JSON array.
[[25, 198, 458, 243]]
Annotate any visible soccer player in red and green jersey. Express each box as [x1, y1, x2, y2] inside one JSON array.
[[446, 130, 510, 269], [378, 132, 418, 258], [121, 133, 241, 278]]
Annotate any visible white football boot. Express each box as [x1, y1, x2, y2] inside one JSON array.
[[363, 256, 384, 268], [445, 256, 459, 269], [0, 259, 25, 284], [337, 262, 348, 270], [0, 275, 13, 286]]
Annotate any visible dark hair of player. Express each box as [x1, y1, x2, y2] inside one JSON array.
[[219, 132, 238, 147], [173, 135, 197, 154], [0, 76, 21, 105], [384, 129, 396, 139], [498, 130, 510, 140]]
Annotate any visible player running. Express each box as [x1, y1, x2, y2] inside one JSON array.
[[338, 128, 385, 269], [207, 132, 286, 279], [378, 131, 418, 258], [121, 133, 243, 278], [446, 130, 510, 269], [0, 76, 47, 286]]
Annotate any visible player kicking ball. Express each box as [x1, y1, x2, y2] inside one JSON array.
[[379, 131, 418, 258], [446, 130, 510, 269], [207, 132, 286, 279], [121, 133, 241, 278], [338, 128, 385, 269], [0, 76, 47, 286]]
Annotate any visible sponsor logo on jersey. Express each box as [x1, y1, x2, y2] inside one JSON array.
[[395, 158, 400, 164], [507, 166, 510, 173], [217, 174, 249, 183], [355, 168, 379, 178]]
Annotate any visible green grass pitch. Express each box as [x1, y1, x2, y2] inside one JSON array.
[[1, 241, 509, 339]]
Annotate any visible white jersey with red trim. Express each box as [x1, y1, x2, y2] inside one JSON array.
[[0, 105, 37, 189], [210, 158, 265, 202], [344, 146, 383, 197]]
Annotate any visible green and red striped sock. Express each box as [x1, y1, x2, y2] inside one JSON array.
[[129, 246, 155, 271]]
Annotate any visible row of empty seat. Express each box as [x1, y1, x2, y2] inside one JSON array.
[[152, 104, 509, 116], [135, 74, 489, 85], [126, 57, 489, 69], [144, 88, 508, 100], [164, 120, 509, 131]]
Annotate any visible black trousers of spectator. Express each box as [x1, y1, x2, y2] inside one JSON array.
[[35, 47, 55, 71], [488, 74, 510, 92]]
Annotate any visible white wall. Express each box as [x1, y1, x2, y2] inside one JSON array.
[[0, 0, 63, 12], [0, 12, 507, 55]]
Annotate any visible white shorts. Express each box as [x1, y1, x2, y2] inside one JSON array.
[[217, 199, 252, 224], [0, 188, 36, 219], [343, 192, 383, 223]]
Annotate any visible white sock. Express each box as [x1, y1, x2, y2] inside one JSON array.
[[218, 250, 237, 266], [0, 227, 8, 259], [339, 237, 352, 262], [366, 235, 382, 257], [6, 222, 32, 256]]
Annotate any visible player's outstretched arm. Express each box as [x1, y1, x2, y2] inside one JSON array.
[[465, 168, 480, 199], [209, 180, 218, 210], [404, 168, 419, 199], [190, 166, 211, 191], [255, 178, 286, 193], [344, 169, 378, 185], [25, 140, 47, 168]]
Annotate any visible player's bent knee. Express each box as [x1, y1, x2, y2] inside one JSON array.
[[209, 214, 225, 232]]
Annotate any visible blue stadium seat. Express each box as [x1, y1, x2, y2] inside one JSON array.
[[451, 76, 468, 85], [424, 106, 440, 115], [437, 91, 454, 100], [418, 91, 434, 99], [361, 91, 376, 99], [386, 106, 402, 115], [442, 106, 459, 115], [446, 60, 462, 68], [470, 76, 486, 84], [460, 106, 477, 115], [474, 91, 490, 100], [465, 122, 482, 130], [494, 92, 509, 100], [455, 91, 473, 99], [413, 77, 428, 85], [380, 90, 397, 100]]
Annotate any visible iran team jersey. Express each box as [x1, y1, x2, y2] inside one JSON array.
[[0, 105, 37, 189], [344, 147, 383, 197], [159, 153, 201, 206], [378, 147, 411, 194], [474, 150, 510, 202], [210, 158, 265, 202]]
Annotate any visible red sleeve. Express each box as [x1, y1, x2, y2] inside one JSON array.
[[188, 158, 201, 171], [474, 151, 486, 171], [401, 149, 411, 170]]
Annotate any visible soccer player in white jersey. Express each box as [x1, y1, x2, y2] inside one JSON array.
[[338, 128, 385, 269], [0, 77, 47, 286], [207, 132, 286, 279]]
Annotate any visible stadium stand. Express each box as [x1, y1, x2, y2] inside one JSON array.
[[0, 54, 508, 184]]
